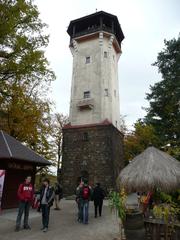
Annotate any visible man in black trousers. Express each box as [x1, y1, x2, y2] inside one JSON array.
[[93, 183, 105, 218], [15, 176, 34, 231], [40, 178, 54, 232]]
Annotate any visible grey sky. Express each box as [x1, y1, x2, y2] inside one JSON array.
[[36, 0, 179, 129]]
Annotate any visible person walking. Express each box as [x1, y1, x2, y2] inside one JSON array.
[[93, 183, 105, 218], [40, 178, 54, 232], [54, 182, 63, 210], [15, 176, 34, 231], [79, 179, 92, 224]]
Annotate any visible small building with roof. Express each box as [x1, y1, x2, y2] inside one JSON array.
[[0, 130, 50, 209], [118, 146, 180, 193]]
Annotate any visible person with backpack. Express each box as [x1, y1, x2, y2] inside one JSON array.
[[15, 176, 34, 231], [92, 183, 105, 218], [79, 179, 92, 224], [40, 178, 54, 232]]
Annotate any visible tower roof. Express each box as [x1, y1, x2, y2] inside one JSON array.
[[67, 11, 124, 45]]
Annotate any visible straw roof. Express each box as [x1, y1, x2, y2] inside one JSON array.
[[118, 146, 180, 193]]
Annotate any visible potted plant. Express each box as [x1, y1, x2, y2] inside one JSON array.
[[152, 190, 180, 240], [109, 189, 146, 240], [153, 203, 179, 239], [109, 190, 127, 240]]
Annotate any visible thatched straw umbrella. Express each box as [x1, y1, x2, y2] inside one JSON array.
[[118, 146, 180, 193]]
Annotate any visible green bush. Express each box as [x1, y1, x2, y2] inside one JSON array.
[[109, 191, 126, 220]]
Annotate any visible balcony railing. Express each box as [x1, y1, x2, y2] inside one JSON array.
[[72, 25, 114, 39], [77, 98, 94, 110]]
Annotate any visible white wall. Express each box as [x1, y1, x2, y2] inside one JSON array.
[[69, 32, 121, 130]]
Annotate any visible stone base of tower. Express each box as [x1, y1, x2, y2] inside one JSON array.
[[61, 121, 124, 195]]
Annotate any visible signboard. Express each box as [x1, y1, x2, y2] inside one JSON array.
[[8, 162, 33, 170], [0, 170, 5, 210]]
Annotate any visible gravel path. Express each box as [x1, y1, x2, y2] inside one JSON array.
[[0, 200, 120, 240]]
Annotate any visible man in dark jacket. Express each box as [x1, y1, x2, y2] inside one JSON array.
[[93, 183, 105, 218], [15, 176, 34, 231], [40, 178, 54, 232]]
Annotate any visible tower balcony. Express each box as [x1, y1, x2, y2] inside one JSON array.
[[72, 25, 113, 39], [67, 11, 124, 46], [77, 98, 94, 110]]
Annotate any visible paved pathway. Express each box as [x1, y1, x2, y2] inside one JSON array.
[[0, 200, 119, 240]]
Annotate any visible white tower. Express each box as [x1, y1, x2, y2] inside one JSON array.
[[62, 11, 124, 195], [68, 11, 124, 130]]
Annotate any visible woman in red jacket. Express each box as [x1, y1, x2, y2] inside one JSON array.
[[15, 176, 34, 231]]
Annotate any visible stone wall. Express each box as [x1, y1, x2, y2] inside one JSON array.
[[61, 123, 124, 195]]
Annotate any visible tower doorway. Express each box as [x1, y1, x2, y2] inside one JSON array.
[[77, 170, 89, 185]]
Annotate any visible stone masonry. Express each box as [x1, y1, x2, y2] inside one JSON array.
[[62, 122, 124, 195]]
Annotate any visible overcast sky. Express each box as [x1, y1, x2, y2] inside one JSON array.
[[36, 0, 179, 129]]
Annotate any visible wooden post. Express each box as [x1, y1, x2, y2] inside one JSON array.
[[73, 25, 76, 37], [100, 16, 103, 29], [112, 20, 114, 33]]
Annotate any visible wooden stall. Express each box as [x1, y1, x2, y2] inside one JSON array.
[[0, 130, 50, 209]]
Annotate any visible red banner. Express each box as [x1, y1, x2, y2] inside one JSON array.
[[0, 170, 5, 210]]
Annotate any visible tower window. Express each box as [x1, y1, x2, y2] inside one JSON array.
[[114, 90, 116, 97], [113, 55, 115, 61], [83, 132, 89, 141], [86, 56, 90, 64], [84, 91, 90, 99], [104, 51, 108, 58], [105, 89, 108, 96]]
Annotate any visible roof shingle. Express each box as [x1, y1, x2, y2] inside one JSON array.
[[0, 131, 51, 166]]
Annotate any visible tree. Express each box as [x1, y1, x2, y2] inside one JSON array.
[[0, 83, 57, 167], [119, 114, 127, 134], [0, 1, 56, 166], [51, 113, 69, 177], [145, 36, 180, 160], [0, 0, 55, 108], [124, 121, 159, 164]]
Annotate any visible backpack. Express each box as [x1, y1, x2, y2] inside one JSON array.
[[82, 186, 90, 200]]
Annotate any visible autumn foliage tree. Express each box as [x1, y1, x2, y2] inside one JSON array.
[[124, 121, 159, 164], [0, 0, 54, 92], [0, 0, 56, 166]]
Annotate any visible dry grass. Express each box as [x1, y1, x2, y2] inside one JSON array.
[[118, 146, 180, 193]]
